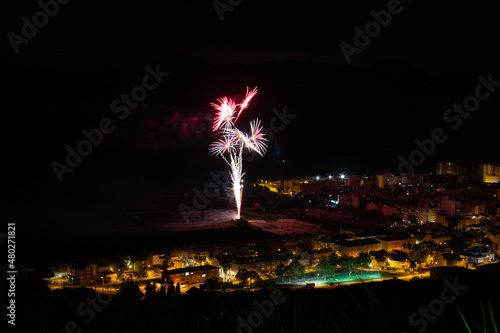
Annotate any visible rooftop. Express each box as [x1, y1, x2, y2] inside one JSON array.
[[378, 234, 414, 242], [162, 265, 219, 275], [340, 238, 381, 247]]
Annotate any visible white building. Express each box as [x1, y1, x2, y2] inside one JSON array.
[[463, 246, 495, 265]]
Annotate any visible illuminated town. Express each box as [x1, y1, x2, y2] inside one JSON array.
[[5, 1, 500, 332], [47, 162, 500, 288], [29, 161, 500, 332]]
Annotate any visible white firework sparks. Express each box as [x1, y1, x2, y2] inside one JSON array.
[[209, 86, 267, 219]]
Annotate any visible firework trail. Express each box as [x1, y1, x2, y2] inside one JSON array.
[[209, 86, 267, 219]]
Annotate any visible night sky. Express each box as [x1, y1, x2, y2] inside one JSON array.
[[3, 1, 500, 245], [3, 1, 500, 73]]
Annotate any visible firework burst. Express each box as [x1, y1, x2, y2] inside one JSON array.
[[236, 86, 258, 121], [211, 97, 237, 132], [209, 86, 267, 219]]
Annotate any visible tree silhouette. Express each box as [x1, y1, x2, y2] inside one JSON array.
[[357, 252, 371, 273], [315, 259, 335, 280], [159, 283, 166, 296], [219, 260, 232, 281], [167, 278, 175, 299], [284, 260, 304, 281], [175, 282, 181, 298], [235, 269, 261, 287], [343, 257, 356, 274], [370, 250, 388, 265], [273, 263, 286, 282], [145, 280, 153, 298], [119, 278, 143, 302]]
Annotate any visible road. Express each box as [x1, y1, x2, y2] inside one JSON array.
[[45, 269, 430, 295]]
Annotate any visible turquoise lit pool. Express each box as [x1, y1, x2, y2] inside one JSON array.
[[265, 271, 397, 287], [305, 271, 394, 286]]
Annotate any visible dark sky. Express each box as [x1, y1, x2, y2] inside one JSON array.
[[2, 1, 500, 74], [3, 0, 500, 183], [3, 1, 500, 247]]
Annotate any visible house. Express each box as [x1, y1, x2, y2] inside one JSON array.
[[485, 228, 500, 249], [300, 249, 334, 267], [351, 195, 367, 209], [463, 246, 495, 266], [113, 263, 126, 281], [378, 234, 416, 252], [123, 269, 136, 280], [387, 251, 409, 269], [147, 253, 166, 267], [67, 263, 96, 286], [381, 205, 401, 218], [95, 263, 113, 282], [229, 255, 288, 277], [300, 183, 323, 196], [457, 218, 481, 230], [423, 232, 451, 245], [161, 265, 219, 286], [133, 257, 148, 275], [338, 239, 381, 257], [312, 235, 337, 251]]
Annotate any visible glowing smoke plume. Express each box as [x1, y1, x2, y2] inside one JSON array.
[[209, 86, 267, 219]]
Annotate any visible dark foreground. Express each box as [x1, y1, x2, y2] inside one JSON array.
[[15, 265, 500, 333]]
